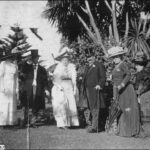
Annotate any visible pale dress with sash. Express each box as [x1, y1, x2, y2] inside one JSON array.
[[0, 61, 18, 126], [51, 62, 79, 127]]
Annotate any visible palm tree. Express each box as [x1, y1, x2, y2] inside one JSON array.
[[123, 18, 150, 59], [43, 0, 150, 58], [0, 25, 31, 56], [43, 0, 113, 56]]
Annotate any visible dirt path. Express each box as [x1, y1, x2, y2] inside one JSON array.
[[0, 125, 150, 149]]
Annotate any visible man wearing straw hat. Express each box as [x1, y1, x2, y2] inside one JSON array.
[[21, 49, 49, 127]]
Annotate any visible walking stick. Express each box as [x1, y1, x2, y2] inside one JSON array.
[[27, 95, 30, 150], [26, 85, 36, 150], [97, 89, 100, 133]]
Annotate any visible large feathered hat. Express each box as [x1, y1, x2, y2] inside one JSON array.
[[55, 47, 71, 61], [55, 51, 70, 61]]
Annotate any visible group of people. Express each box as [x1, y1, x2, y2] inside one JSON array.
[[0, 46, 150, 138], [51, 46, 150, 138], [51, 50, 106, 131], [0, 49, 49, 127]]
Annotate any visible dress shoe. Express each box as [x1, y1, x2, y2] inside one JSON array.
[[26, 124, 38, 128], [86, 127, 97, 133], [30, 124, 38, 128], [133, 131, 147, 138], [58, 127, 69, 130]]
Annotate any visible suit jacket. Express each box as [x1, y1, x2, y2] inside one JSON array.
[[82, 61, 106, 109], [83, 61, 106, 89], [20, 62, 48, 110]]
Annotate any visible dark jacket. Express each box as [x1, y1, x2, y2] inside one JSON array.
[[82, 61, 106, 109], [83, 61, 106, 88], [20, 62, 48, 111], [134, 69, 150, 96]]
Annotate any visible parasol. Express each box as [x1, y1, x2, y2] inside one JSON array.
[[105, 89, 122, 132]]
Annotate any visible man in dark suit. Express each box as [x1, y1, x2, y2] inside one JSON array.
[[83, 56, 106, 133], [21, 49, 49, 127]]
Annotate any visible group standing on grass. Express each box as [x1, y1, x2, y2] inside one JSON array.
[[0, 46, 150, 138]]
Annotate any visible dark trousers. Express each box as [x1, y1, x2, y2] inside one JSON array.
[[91, 109, 99, 130], [24, 106, 38, 125], [23, 85, 38, 125], [85, 88, 99, 130], [85, 108, 107, 130], [85, 88, 107, 130]]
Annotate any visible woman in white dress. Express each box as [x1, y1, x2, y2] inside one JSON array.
[[51, 51, 79, 129], [0, 55, 18, 126]]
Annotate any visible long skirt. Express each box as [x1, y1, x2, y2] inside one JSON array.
[[0, 84, 17, 126], [140, 90, 150, 123], [117, 84, 140, 137], [51, 80, 79, 128]]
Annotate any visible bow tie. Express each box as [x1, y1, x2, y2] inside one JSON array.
[[33, 64, 38, 69]]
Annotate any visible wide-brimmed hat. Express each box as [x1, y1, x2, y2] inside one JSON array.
[[87, 55, 95, 61], [132, 51, 148, 66], [0, 53, 17, 61], [108, 46, 126, 58], [55, 51, 70, 61], [0, 48, 23, 61], [60, 46, 72, 53], [132, 57, 148, 67]]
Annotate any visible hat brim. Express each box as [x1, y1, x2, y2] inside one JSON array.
[[109, 51, 126, 58], [31, 55, 41, 58], [55, 56, 70, 61], [0, 53, 20, 61], [132, 60, 148, 66], [87, 56, 95, 61], [55, 51, 70, 61]]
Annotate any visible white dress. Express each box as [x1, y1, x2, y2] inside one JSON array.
[[0, 61, 18, 126], [51, 62, 79, 127]]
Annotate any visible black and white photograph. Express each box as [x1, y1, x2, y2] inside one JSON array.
[[0, 0, 150, 149]]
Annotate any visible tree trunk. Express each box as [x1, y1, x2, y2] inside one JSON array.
[[109, 25, 113, 43], [124, 12, 129, 39], [77, 0, 108, 56], [105, 0, 120, 45], [84, 0, 108, 56], [146, 25, 150, 38], [111, 0, 119, 44], [76, 13, 97, 44]]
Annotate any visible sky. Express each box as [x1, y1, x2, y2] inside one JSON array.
[[0, 1, 62, 68]]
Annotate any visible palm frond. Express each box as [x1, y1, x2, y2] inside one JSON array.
[[123, 18, 150, 59]]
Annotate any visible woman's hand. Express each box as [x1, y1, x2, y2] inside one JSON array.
[[1, 88, 5, 93], [45, 90, 50, 96], [16, 88, 19, 94], [136, 90, 140, 96], [73, 86, 77, 95], [49, 72, 53, 76], [117, 85, 122, 90], [117, 83, 125, 91]]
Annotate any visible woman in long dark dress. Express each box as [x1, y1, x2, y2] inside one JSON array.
[[108, 46, 140, 137], [133, 57, 150, 137]]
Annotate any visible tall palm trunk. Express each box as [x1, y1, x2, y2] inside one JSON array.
[[77, 0, 108, 56]]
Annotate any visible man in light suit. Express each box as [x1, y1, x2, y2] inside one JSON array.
[[83, 56, 106, 133]]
